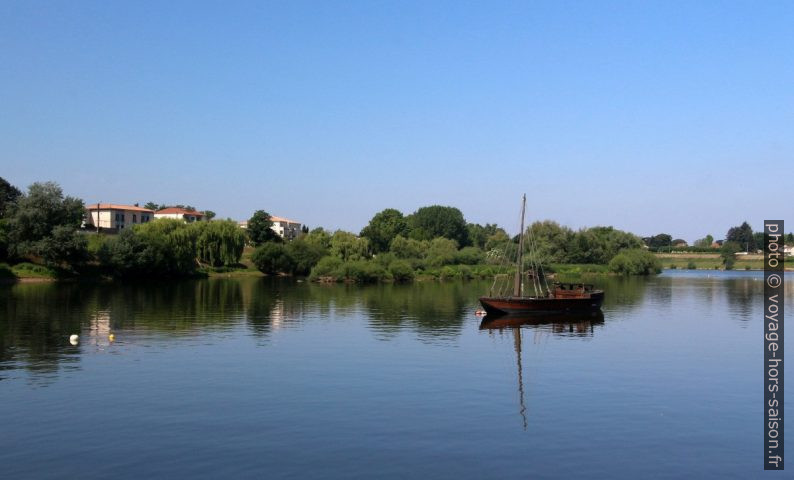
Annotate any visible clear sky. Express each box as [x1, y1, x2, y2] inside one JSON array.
[[1, 0, 791, 241]]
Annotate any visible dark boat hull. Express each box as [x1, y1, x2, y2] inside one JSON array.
[[479, 291, 604, 315]]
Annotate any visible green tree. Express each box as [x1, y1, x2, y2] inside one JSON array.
[[6, 182, 87, 266], [720, 241, 741, 270], [425, 237, 458, 266], [304, 227, 332, 250], [570, 227, 643, 264], [285, 238, 327, 275], [143, 202, 162, 211], [466, 223, 503, 249], [608, 249, 661, 275], [247, 210, 280, 245], [193, 220, 246, 267], [360, 208, 409, 253], [203, 210, 216, 221], [406, 205, 469, 246], [726, 222, 755, 252], [389, 235, 428, 259], [644, 233, 673, 249], [330, 231, 370, 261], [252, 242, 294, 274], [0, 177, 22, 217], [693, 234, 714, 248], [98, 219, 197, 277]]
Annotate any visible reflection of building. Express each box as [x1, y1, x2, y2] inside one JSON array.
[[85, 204, 155, 232], [88, 310, 112, 347], [154, 207, 205, 222]]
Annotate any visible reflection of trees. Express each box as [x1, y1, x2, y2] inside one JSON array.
[[0, 283, 85, 378], [357, 281, 481, 341], [0, 279, 247, 377]]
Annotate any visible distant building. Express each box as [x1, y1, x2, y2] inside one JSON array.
[[85, 204, 155, 232], [271, 216, 302, 240], [672, 239, 688, 247], [238, 215, 302, 240], [785, 245, 793, 257], [155, 207, 205, 223]]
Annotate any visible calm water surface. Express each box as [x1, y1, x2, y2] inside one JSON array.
[[1, 271, 791, 479]]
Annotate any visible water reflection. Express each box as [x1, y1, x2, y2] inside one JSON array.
[[478, 311, 606, 429], [479, 310, 605, 337]]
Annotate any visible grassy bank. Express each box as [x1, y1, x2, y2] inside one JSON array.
[[654, 253, 793, 270]]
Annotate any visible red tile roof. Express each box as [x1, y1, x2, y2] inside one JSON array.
[[86, 204, 155, 213], [271, 215, 300, 224], [155, 207, 204, 217]]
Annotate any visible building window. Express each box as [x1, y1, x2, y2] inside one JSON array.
[[133, 214, 137, 223], [115, 213, 120, 221]]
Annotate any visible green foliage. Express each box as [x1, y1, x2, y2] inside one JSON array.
[[644, 233, 672, 249], [304, 227, 332, 250], [608, 249, 662, 275], [98, 219, 198, 277], [194, 220, 246, 267], [720, 241, 741, 269], [467, 223, 504, 249], [388, 260, 415, 282], [0, 177, 22, 218], [360, 208, 409, 253], [425, 237, 458, 267], [570, 227, 644, 264], [455, 246, 484, 265], [247, 210, 280, 246], [10, 262, 59, 278], [390, 235, 428, 259], [309, 256, 343, 280], [0, 220, 8, 261], [525, 221, 575, 263], [406, 205, 469, 246], [687, 261, 697, 269], [330, 231, 370, 261], [5, 182, 87, 266], [251, 243, 294, 274], [143, 202, 162, 211], [203, 210, 216, 221], [693, 234, 714, 248], [726, 222, 755, 252], [285, 237, 327, 275]]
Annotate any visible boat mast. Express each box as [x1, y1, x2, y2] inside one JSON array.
[[513, 194, 526, 297]]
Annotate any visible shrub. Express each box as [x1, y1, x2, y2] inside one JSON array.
[[687, 261, 697, 270], [455, 246, 484, 265], [608, 249, 662, 275], [309, 256, 343, 280], [389, 260, 414, 282], [252, 243, 294, 274]]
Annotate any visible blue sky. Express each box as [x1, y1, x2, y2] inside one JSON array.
[[1, 0, 791, 241]]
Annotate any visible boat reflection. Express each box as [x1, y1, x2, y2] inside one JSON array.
[[479, 310, 605, 336], [478, 311, 606, 430]]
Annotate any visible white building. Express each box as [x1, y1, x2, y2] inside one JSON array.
[[85, 204, 155, 232], [785, 245, 793, 257], [238, 215, 302, 240], [154, 207, 205, 222]]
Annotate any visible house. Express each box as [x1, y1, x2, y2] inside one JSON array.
[[85, 204, 155, 232], [785, 245, 793, 257], [238, 215, 302, 240], [271, 216, 302, 240], [154, 207, 205, 223]]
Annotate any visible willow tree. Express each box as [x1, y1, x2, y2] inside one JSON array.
[[194, 220, 246, 267]]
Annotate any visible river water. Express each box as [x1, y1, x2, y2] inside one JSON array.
[[1, 271, 791, 479]]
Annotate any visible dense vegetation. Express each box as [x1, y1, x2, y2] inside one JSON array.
[[3, 176, 791, 282]]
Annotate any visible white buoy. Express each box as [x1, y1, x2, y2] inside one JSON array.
[[69, 334, 79, 345]]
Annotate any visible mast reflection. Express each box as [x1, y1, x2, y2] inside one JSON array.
[[479, 311, 606, 429]]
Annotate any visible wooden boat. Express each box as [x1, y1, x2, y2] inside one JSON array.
[[479, 194, 604, 316]]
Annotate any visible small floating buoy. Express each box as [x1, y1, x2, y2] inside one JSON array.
[[474, 309, 487, 316], [108, 333, 115, 342], [69, 334, 79, 345]]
